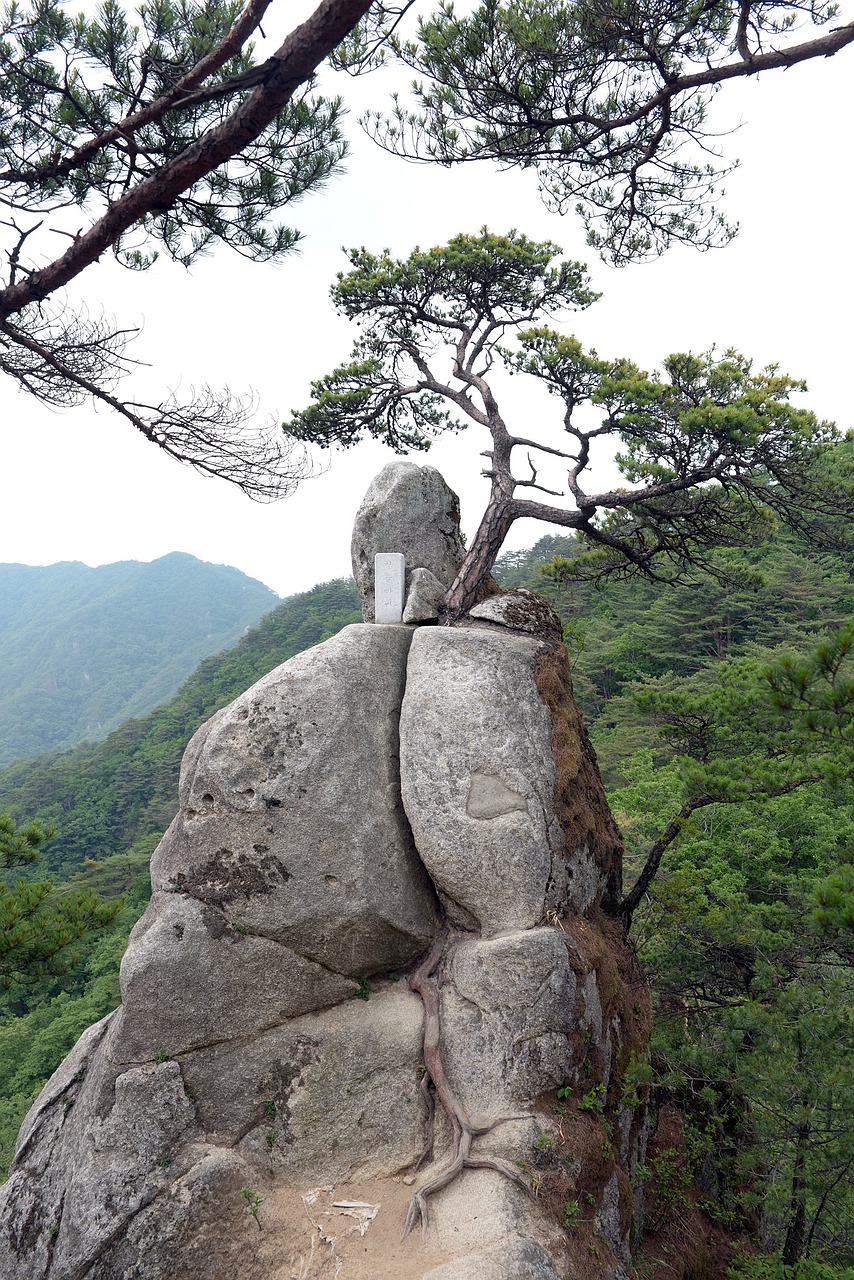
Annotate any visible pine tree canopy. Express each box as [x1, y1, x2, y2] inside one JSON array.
[[287, 230, 852, 616]]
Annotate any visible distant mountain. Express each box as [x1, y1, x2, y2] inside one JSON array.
[[0, 553, 279, 765]]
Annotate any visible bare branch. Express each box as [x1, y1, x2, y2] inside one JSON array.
[[0, 314, 312, 499]]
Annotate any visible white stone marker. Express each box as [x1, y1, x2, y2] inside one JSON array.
[[374, 552, 406, 624]]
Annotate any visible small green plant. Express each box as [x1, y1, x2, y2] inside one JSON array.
[[556, 1085, 572, 1101], [621, 1052, 654, 1109], [153, 1051, 171, 1064], [578, 1084, 606, 1115], [642, 1146, 692, 1232], [563, 1198, 580, 1231], [353, 976, 372, 1000], [515, 1160, 543, 1195], [157, 1153, 173, 1168], [241, 1187, 263, 1217], [264, 1100, 276, 1119], [265, 1130, 276, 1150], [727, 1251, 854, 1280], [233, 924, 247, 936], [63, 1097, 74, 1113], [534, 1134, 555, 1152]]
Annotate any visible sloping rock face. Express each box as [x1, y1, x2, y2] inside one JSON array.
[[0, 571, 650, 1280]]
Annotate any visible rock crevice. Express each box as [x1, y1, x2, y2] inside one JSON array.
[[0, 465, 650, 1280]]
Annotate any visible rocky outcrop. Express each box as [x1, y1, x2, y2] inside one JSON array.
[[400, 627, 571, 933], [351, 461, 466, 622], [0, 467, 650, 1280]]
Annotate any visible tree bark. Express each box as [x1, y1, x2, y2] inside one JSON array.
[[781, 1119, 810, 1266], [441, 496, 516, 620]]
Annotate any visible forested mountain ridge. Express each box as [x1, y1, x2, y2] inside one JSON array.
[[0, 553, 279, 765]]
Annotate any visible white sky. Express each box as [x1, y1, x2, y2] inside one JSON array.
[[0, 32, 852, 599]]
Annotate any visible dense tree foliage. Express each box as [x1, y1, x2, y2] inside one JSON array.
[[288, 230, 850, 616], [0, 849, 152, 1171], [0, 813, 121, 997], [0, 0, 851, 489]]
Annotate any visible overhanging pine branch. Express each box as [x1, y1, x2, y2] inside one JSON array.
[[0, 0, 373, 320]]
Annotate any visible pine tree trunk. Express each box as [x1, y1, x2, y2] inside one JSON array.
[[441, 496, 514, 620], [781, 1120, 809, 1266]]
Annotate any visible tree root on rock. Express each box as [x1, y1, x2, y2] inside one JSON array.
[[403, 925, 531, 1240]]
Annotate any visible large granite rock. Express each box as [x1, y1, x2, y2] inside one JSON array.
[[423, 1238, 563, 1280], [0, 470, 649, 1280], [114, 622, 438, 1063], [351, 461, 466, 622], [440, 929, 577, 1114], [178, 986, 426, 1180], [399, 626, 568, 933]]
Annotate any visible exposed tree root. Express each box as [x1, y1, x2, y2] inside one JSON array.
[[403, 925, 531, 1239]]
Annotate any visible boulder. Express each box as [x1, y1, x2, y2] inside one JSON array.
[[164, 622, 436, 977], [0, 467, 650, 1280], [351, 462, 465, 621], [113, 622, 438, 1063], [440, 929, 577, 1115], [179, 986, 426, 1181], [115, 895, 355, 1060], [399, 626, 568, 933], [469, 588, 564, 642], [402, 567, 446, 624]]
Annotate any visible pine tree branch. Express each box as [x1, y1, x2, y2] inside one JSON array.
[[0, 0, 373, 320]]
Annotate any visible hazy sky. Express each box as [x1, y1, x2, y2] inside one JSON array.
[[1, 33, 852, 598]]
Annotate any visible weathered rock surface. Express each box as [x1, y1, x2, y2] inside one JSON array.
[[114, 622, 438, 1064], [116, 893, 355, 1059], [400, 626, 568, 933], [422, 1238, 563, 1280], [351, 461, 465, 622], [402, 566, 446, 624], [469, 587, 564, 642], [440, 929, 577, 1114], [179, 987, 425, 1181], [0, 481, 650, 1280]]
